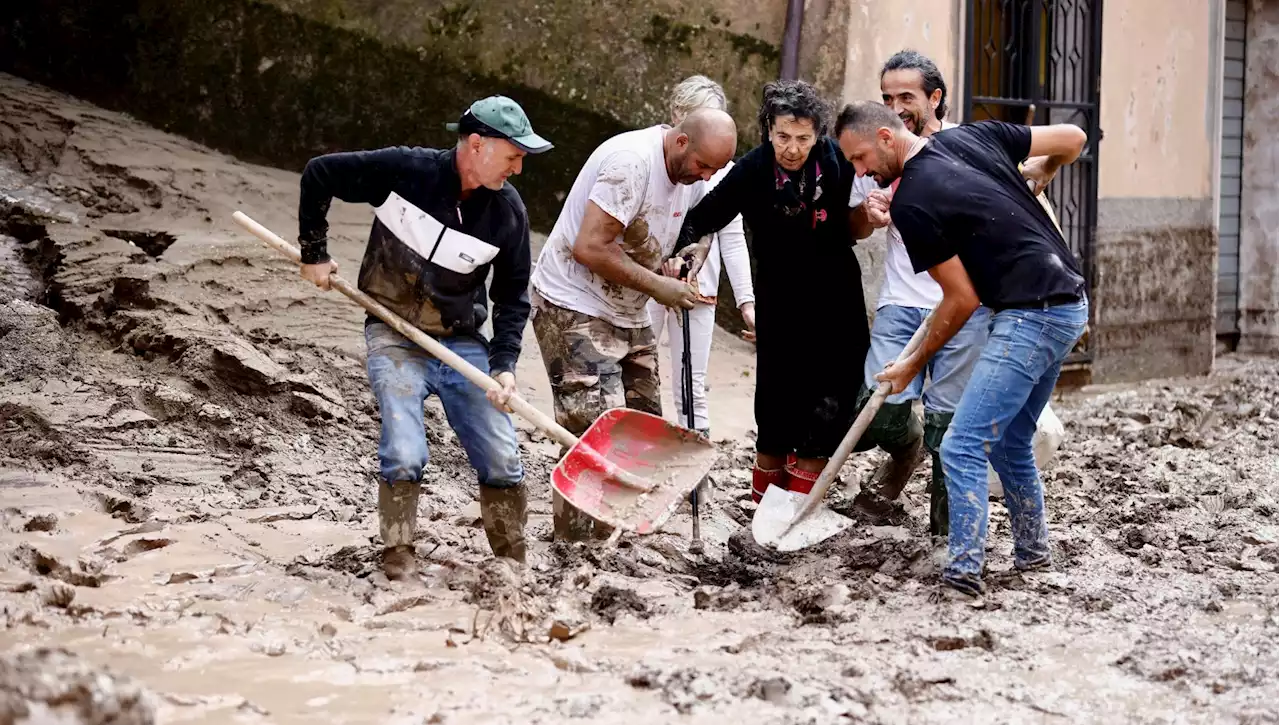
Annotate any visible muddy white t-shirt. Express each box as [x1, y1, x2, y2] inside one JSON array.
[[531, 126, 701, 328], [849, 121, 959, 311]]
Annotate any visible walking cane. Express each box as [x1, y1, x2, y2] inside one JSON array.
[[681, 307, 705, 554]]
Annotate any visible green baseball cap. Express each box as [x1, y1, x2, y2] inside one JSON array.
[[446, 96, 553, 154]]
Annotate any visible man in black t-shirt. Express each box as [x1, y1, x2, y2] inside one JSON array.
[[835, 101, 1089, 598]]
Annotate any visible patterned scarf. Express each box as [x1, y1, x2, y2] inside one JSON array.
[[772, 151, 824, 218]]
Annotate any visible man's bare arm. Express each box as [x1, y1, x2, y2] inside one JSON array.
[[1027, 124, 1087, 165], [913, 257, 981, 364], [572, 201, 695, 308], [1022, 125, 1087, 195]]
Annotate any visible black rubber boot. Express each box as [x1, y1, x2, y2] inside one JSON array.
[[924, 411, 954, 538]]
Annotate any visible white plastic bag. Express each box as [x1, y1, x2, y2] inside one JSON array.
[[987, 404, 1066, 500]]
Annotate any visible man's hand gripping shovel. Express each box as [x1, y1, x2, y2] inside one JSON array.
[[752, 311, 934, 552], [232, 212, 718, 535]]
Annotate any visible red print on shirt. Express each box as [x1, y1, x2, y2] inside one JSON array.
[[812, 208, 827, 228]]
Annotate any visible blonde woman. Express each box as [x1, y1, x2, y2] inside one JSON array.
[[645, 75, 757, 437]]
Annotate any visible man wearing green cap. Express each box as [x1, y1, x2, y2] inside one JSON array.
[[295, 96, 552, 580]]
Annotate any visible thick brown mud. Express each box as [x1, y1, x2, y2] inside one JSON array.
[[1, 73, 1277, 724]]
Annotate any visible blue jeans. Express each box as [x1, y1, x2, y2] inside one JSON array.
[[365, 322, 523, 488], [939, 298, 1088, 593], [863, 304, 992, 413]]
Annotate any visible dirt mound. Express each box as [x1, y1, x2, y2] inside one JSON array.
[[590, 584, 650, 623], [0, 647, 156, 725], [0, 300, 72, 381]]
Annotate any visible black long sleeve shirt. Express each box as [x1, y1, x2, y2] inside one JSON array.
[[297, 146, 531, 374]]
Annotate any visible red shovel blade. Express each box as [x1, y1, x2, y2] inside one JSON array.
[[552, 408, 718, 534]]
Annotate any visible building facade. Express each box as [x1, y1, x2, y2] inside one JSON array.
[[842, 0, 1278, 383]]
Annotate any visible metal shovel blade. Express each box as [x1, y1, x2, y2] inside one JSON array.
[[752, 485, 854, 552], [551, 408, 718, 535]]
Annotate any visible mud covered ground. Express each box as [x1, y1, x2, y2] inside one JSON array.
[[1, 73, 1277, 724]]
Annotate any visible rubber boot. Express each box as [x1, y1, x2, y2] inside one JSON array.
[[479, 483, 529, 564], [552, 489, 595, 542], [751, 465, 787, 503], [378, 480, 421, 580], [852, 401, 924, 516], [784, 463, 821, 495], [924, 411, 954, 538], [864, 406, 926, 501]]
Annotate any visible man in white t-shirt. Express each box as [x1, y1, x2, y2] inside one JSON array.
[[530, 108, 737, 541], [844, 51, 992, 537]]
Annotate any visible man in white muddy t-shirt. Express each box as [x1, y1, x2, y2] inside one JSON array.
[[844, 50, 1064, 538], [530, 108, 737, 541]]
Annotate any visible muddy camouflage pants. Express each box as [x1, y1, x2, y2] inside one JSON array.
[[530, 291, 662, 434], [531, 291, 662, 540]]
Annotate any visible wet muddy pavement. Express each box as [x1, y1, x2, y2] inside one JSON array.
[[1, 73, 1277, 724]]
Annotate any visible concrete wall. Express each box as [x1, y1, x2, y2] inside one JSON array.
[[838, 0, 960, 319], [832, 0, 1229, 383], [260, 0, 794, 151], [1091, 0, 1222, 382], [1238, 0, 1279, 354]]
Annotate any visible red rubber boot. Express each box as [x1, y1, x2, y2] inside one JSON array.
[[784, 464, 821, 496], [751, 466, 787, 503]]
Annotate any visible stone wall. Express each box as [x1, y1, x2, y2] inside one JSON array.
[[1238, 0, 1279, 354], [0, 0, 850, 235]]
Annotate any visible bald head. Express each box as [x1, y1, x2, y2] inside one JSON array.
[[666, 107, 737, 185]]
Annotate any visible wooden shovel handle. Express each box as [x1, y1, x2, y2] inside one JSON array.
[[231, 212, 575, 439], [783, 310, 936, 531], [232, 211, 660, 492]]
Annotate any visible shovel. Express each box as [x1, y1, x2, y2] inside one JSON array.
[[752, 311, 934, 551], [231, 212, 717, 535]]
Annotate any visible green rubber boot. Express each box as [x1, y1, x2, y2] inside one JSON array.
[[924, 411, 954, 538]]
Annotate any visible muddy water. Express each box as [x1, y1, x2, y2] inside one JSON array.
[[1, 71, 1277, 724]]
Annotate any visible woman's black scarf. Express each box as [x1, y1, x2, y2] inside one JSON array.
[[771, 146, 824, 218]]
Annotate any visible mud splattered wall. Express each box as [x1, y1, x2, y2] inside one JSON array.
[[1237, 0, 1279, 355], [0, 0, 834, 234], [1091, 1, 1221, 383]]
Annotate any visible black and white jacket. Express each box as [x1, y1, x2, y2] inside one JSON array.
[[297, 146, 531, 374]]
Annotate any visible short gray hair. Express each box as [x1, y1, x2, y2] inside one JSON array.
[[668, 75, 728, 124]]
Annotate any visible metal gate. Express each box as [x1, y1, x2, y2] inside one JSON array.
[[1217, 0, 1248, 345], [963, 0, 1104, 364]]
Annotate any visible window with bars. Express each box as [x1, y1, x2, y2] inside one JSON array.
[[963, 0, 1103, 363]]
